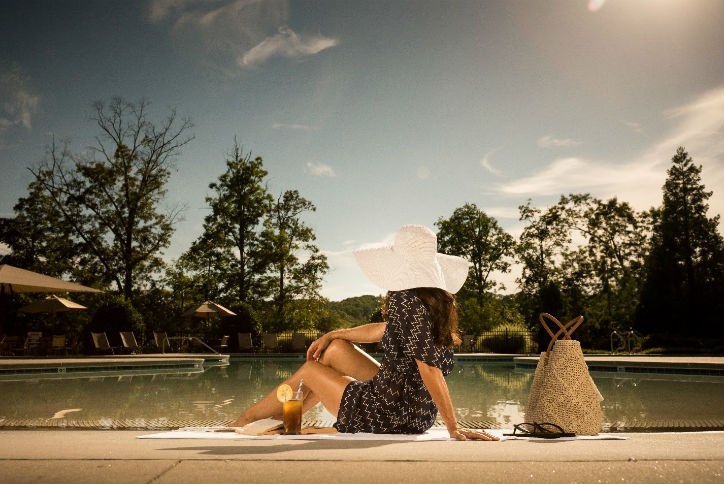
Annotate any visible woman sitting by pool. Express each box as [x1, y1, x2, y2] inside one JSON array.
[[229, 224, 498, 441]]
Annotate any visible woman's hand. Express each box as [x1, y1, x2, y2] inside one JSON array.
[[306, 332, 334, 361], [448, 428, 499, 441]]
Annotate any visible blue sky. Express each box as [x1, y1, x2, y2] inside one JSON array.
[[1, 0, 723, 300]]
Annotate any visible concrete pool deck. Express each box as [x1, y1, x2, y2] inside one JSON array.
[[0, 429, 722, 484]]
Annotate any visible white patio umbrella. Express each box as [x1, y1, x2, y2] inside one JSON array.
[[19, 295, 88, 314], [0, 265, 101, 295], [182, 300, 236, 319]]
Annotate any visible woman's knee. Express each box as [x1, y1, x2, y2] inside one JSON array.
[[319, 338, 354, 365]]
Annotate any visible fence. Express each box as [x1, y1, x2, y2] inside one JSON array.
[[462, 328, 535, 354], [244, 328, 536, 354]]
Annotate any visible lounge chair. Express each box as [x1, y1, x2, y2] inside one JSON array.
[[23, 331, 43, 355], [215, 335, 229, 353], [153, 331, 171, 353], [262, 333, 279, 352], [238, 332, 254, 352], [0, 335, 21, 356], [291, 332, 307, 352], [50, 335, 71, 355], [91, 332, 119, 354], [120, 331, 142, 354]]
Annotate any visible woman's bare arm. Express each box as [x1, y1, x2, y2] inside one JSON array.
[[415, 359, 499, 441], [307, 323, 386, 361]]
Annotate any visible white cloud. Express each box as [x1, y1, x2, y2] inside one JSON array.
[[537, 135, 582, 149], [499, 86, 724, 228], [621, 120, 643, 133], [239, 26, 338, 67], [147, 1, 338, 69], [306, 162, 336, 177], [480, 146, 504, 175], [0, 65, 40, 132], [417, 165, 431, 179], [272, 122, 314, 131], [482, 206, 520, 220]]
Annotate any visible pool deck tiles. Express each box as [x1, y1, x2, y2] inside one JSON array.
[[0, 430, 722, 484]]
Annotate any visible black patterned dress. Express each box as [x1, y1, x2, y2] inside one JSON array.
[[334, 289, 454, 434]]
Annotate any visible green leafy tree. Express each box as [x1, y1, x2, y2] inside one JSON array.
[[28, 98, 192, 299], [259, 190, 329, 330], [0, 173, 75, 276], [637, 147, 724, 341], [515, 200, 570, 332], [516, 195, 651, 349], [435, 203, 515, 332], [181, 141, 273, 303], [556, 194, 652, 347]]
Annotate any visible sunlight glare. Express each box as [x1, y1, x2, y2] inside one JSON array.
[[588, 0, 606, 12]]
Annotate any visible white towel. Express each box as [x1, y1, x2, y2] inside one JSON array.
[[137, 428, 626, 441]]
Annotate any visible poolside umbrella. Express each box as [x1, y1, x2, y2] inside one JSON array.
[[0, 265, 100, 335], [182, 300, 236, 319], [0, 264, 101, 295], [19, 295, 88, 314]]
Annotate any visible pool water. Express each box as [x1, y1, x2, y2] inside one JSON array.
[[1, 359, 722, 431]]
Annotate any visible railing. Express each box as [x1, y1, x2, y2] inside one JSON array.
[[610, 328, 642, 354], [229, 328, 538, 354], [460, 329, 534, 354]]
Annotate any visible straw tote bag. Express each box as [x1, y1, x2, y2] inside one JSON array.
[[525, 313, 603, 435]]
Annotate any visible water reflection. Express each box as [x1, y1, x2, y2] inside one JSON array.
[[0, 359, 722, 431]]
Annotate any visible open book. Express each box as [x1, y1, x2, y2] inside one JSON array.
[[234, 418, 284, 435]]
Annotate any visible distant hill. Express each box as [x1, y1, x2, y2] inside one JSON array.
[[329, 295, 382, 325]]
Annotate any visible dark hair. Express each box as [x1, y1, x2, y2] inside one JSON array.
[[383, 288, 461, 348]]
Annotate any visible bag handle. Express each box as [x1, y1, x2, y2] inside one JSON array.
[[539, 313, 584, 354]]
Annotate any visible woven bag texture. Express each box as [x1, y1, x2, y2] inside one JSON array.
[[530, 340, 602, 435], [524, 314, 603, 435], [524, 351, 548, 423]]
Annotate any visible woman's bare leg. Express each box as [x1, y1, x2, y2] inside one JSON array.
[[229, 340, 380, 426], [300, 339, 380, 410]]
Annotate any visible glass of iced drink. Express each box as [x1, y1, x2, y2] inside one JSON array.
[[282, 397, 303, 435], [277, 382, 304, 435]]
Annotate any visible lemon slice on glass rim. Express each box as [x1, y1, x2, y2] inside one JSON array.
[[276, 383, 293, 402]]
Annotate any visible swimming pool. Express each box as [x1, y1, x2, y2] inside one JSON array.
[[1, 358, 722, 431]]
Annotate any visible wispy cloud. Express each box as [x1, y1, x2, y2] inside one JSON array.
[[621, 119, 643, 133], [147, 0, 337, 70], [272, 122, 314, 131], [306, 162, 336, 177], [500, 86, 724, 224], [417, 165, 431, 179], [0, 64, 40, 132], [480, 146, 504, 175], [239, 26, 338, 67], [537, 135, 582, 149]]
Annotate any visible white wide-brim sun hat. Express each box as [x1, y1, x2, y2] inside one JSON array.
[[353, 224, 471, 294]]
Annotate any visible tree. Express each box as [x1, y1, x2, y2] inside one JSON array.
[[435, 203, 516, 333], [179, 141, 272, 303], [28, 98, 192, 299], [259, 190, 329, 330], [516, 195, 651, 349], [515, 199, 571, 334], [637, 147, 724, 340], [0, 176, 74, 275], [558, 195, 651, 326]]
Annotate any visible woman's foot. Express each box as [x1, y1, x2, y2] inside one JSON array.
[[227, 415, 252, 428]]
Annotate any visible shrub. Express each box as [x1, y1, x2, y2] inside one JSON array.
[[477, 323, 534, 354]]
